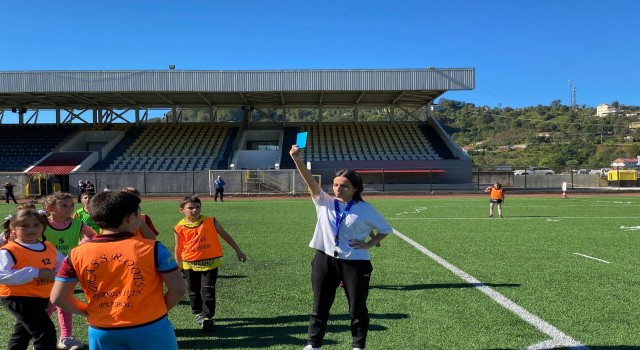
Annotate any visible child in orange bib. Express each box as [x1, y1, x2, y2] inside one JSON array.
[[174, 195, 247, 331]]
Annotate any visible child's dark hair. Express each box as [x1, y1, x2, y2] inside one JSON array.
[[2, 208, 49, 241], [89, 191, 141, 229], [333, 169, 364, 202], [81, 190, 94, 198], [494, 181, 502, 189], [179, 195, 201, 208]]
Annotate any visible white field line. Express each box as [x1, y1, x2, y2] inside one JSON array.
[[393, 229, 589, 350], [573, 253, 611, 264], [388, 216, 632, 220]]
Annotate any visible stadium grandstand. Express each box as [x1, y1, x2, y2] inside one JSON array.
[[0, 68, 475, 197]]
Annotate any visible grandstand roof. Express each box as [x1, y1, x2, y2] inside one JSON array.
[[0, 68, 474, 110]]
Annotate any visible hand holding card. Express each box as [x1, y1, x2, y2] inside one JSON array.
[[296, 132, 308, 149]]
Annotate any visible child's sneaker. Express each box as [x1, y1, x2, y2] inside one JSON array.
[[194, 314, 205, 326], [201, 318, 214, 331], [57, 336, 84, 350]]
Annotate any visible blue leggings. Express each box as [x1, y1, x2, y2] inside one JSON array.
[[88, 316, 178, 350]]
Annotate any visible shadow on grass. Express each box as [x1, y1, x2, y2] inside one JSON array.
[[175, 313, 408, 349], [371, 282, 520, 291]]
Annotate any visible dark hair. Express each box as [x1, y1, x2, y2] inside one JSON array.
[[333, 169, 364, 202], [81, 191, 94, 198], [494, 181, 502, 189], [89, 191, 141, 229], [2, 208, 49, 241], [179, 195, 201, 208]]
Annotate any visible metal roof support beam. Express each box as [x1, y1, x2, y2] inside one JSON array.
[[392, 91, 407, 104], [390, 106, 395, 123], [69, 93, 99, 106], [280, 93, 285, 105], [62, 108, 90, 124], [0, 109, 4, 123], [209, 106, 217, 124], [356, 91, 366, 104], [156, 93, 174, 105], [56, 108, 61, 124], [114, 93, 138, 106], [198, 93, 213, 106], [25, 109, 40, 124], [318, 105, 323, 123], [239, 93, 249, 105], [354, 106, 359, 123]]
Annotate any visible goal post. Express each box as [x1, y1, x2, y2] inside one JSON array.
[[208, 170, 322, 196]]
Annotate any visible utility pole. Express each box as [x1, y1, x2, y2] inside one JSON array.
[[568, 80, 577, 110]]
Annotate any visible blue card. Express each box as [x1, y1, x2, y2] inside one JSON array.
[[296, 132, 308, 148]]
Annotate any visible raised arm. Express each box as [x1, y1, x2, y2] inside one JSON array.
[[289, 145, 321, 198]]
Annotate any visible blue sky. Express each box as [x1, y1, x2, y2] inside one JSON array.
[[1, 0, 638, 108]]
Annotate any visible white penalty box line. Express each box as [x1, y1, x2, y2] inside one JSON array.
[[393, 229, 589, 350]]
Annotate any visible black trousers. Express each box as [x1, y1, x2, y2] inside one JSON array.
[[307, 250, 373, 349], [5, 191, 17, 204], [184, 267, 219, 319], [214, 188, 224, 201], [1, 296, 56, 350]]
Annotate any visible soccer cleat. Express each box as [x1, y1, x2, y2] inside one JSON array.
[[302, 346, 320, 350], [57, 336, 84, 350], [353, 348, 365, 350], [194, 314, 205, 326], [201, 318, 214, 331]]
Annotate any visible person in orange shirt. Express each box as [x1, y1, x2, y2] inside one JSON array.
[[50, 191, 186, 350], [485, 181, 505, 218], [174, 195, 247, 331], [0, 207, 65, 350], [119, 187, 158, 239]]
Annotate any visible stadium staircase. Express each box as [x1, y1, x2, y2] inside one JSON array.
[[278, 127, 299, 169], [91, 125, 146, 170], [419, 124, 454, 159], [213, 127, 239, 169]]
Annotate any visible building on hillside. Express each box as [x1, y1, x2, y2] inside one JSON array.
[[537, 132, 552, 139], [596, 104, 620, 117], [611, 157, 638, 168], [629, 121, 640, 129]]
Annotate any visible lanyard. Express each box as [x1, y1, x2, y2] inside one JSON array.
[[333, 199, 354, 257]]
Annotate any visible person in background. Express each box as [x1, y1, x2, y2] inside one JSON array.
[[4, 182, 18, 204], [213, 176, 225, 202], [0, 207, 65, 350], [290, 145, 393, 350], [119, 187, 158, 239], [174, 195, 246, 331], [77, 180, 87, 203], [72, 191, 101, 233], [51, 191, 186, 350], [485, 181, 505, 218], [42, 192, 97, 350], [84, 181, 95, 196]]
